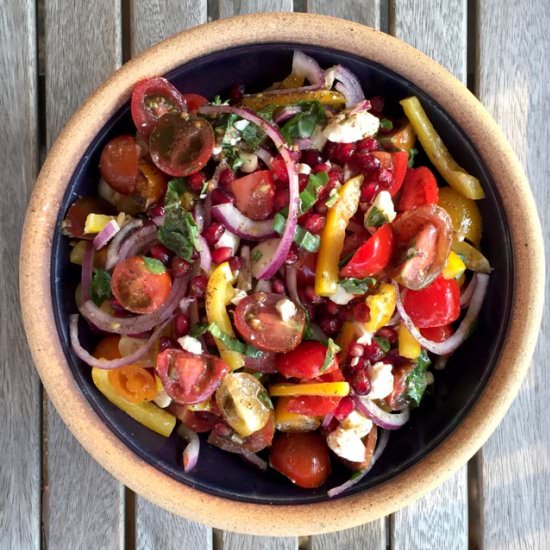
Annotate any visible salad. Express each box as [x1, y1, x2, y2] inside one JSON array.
[[63, 50, 491, 496]]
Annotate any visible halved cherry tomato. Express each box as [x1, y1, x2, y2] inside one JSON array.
[[131, 77, 187, 136], [269, 432, 331, 489], [243, 413, 275, 453], [233, 293, 306, 353], [61, 196, 115, 239], [99, 135, 140, 194], [170, 403, 219, 433], [402, 275, 460, 328], [386, 363, 414, 410], [420, 324, 454, 342], [229, 170, 275, 221], [340, 223, 394, 278], [108, 365, 157, 403], [380, 120, 416, 152], [149, 113, 214, 177], [372, 151, 409, 196], [156, 349, 230, 405], [182, 93, 208, 112], [93, 335, 122, 360], [111, 256, 172, 314], [275, 341, 338, 380], [397, 166, 439, 212]]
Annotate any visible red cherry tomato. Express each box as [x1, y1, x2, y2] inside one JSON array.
[[131, 77, 187, 136], [149, 113, 214, 177], [386, 363, 415, 410], [269, 432, 331, 489], [420, 324, 453, 342], [111, 256, 172, 314], [275, 341, 338, 380], [62, 196, 115, 239], [372, 151, 409, 196], [340, 223, 394, 278], [156, 349, 230, 405], [286, 395, 341, 416], [99, 135, 140, 194], [397, 166, 439, 212], [169, 403, 219, 433], [402, 276, 461, 328], [233, 293, 306, 353], [229, 170, 275, 221], [182, 93, 208, 112]]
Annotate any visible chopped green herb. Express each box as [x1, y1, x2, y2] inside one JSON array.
[[199, 178, 210, 198], [373, 336, 391, 353], [189, 322, 263, 359], [212, 95, 229, 105], [340, 277, 377, 294], [407, 147, 419, 167], [142, 257, 166, 274], [379, 118, 394, 130], [90, 268, 112, 307], [325, 191, 340, 208], [303, 322, 329, 344], [405, 350, 432, 407], [299, 171, 328, 214], [273, 212, 320, 253], [251, 249, 263, 262], [240, 120, 265, 150], [221, 145, 244, 171], [319, 338, 341, 373], [364, 206, 387, 228], [280, 101, 326, 144]]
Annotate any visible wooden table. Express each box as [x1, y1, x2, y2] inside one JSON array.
[[3, 1, 548, 548]]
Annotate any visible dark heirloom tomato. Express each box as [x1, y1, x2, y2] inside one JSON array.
[[131, 77, 187, 136], [169, 403, 219, 433], [99, 135, 140, 194], [270, 432, 331, 489], [156, 349, 230, 405], [61, 196, 115, 239], [234, 293, 306, 353], [149, 113, 214, 177], [229, 170, 275, 221], [402, 276, 460, 328], [111, 256, 172, 314], [275, 341, 338, 380]]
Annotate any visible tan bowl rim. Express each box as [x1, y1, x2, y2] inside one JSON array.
[[20, 12, 545, 535]]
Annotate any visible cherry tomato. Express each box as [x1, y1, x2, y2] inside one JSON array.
[[340, 223, 394, 278], [243, 413, 275, 453], [380, 120, 416, 152], [402, 276, 460, 328], [99, 135, 140, 194], [372, 151, 409, 196], [62, 196, 116, 239], [234, 293, 306, 353], [397, 166, 439, 212], [149, 113, 214, 177], [156, 348, 230, 404], [275, 341, 338, 380], [270, 432, 331, 489], [229, 170, 275, 221], [108, 365, 157, 403], [286, 395, 341, 416], [420, 324, 453, 342], [182, 93, 208, 112], [135, 161, 168, 207], [208, 413, 275, 454], [131, 77, 187, 136], [111, 256, 172, 314], [170, 403, 219, 433], [93, 335, 122, 360], [386, 363, 415, 410]]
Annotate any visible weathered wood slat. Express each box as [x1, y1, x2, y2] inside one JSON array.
[[0, 1, 40, 549], [218, 0, 293, 18], [308, 0, 381, 28], [390, 2, 469, 548], [43, 2, 125, 548], [477, 1, 550, 548], [220, 534, 298, 550]]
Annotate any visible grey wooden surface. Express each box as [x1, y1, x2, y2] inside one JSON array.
[[3, 0, 549, 549]]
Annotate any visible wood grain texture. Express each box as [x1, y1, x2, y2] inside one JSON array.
[[477, 1, 550, 548], [218, 0, 293, 18], [390, 2, 468, 548], [43, 1, 124, 548], [0, 1, 40, 549], [220, 533, 298, 550], [308, 0, 380, 27]]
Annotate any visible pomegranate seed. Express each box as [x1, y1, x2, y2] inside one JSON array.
[[328, 167, 343, 185], [171, 257, 191, 278], [149, 243, 171, 265], [211, 246, 233, 264], [211, 188, 234, 205], [350, 368, 371, 395], [304, 285, 323, 304], [218, 168, 235, 188], [315, 203, 328, 215], [376, 326, 398, 344], [271, 156, 288, 183], [298, 173, 309, 191], [361, 182, 379, 202], [272, 279, 285, 294], [333, 142, 356, 165], [312, 162, 330, 173], [147, 203, 165, 219], [274, 188, 290, 210], [187, 171, 206, 192], [302, 213, 325, 234], [352, 302, 370, 323], [326, 301, 339, 316], [301, 149, 323, 167], [333, 396, 354, 421], [190, 275, 207, 297], [174, 314, 190, 337], [159, 336, 180, 351], [349, 342, 365, 357], [288, 149, 302, 162], [352, 151, 381, 173], [378, 168, 393, 186], [229, 83, 244, 104], [356, 137, 379, 152], [213, 422, 232, 437], [322, 141, 338, 162], [320, 316, 342, 336], [228, 256, 242, 274], [363, 341, 385, 362], [369, 96, 385, 114], [202, 222, 225, 246]]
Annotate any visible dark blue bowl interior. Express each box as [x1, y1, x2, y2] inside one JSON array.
[[51, 43, 513, 504]]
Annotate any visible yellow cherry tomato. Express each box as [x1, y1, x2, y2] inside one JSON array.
[[438, 187, 482, 247]]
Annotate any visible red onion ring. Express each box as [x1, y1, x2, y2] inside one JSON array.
[[321, 412, 335, 429], [93, 220, 120, 249], [105, 219, 143, 270], [285, 265, 301, 307], [211, 203, 276, 241], [241, 450, 268, 471], [354, 396, 410, 430], [274, 105, 302, 124], [256, 148, 273, 169], [117, 223, 158, 261], [295, 138, 314, 150], [78, 275, 189, 335], [69, 314, 171, 369], [236, 245, 252, 291], [197, 236, 211, 272], [393, 273, 489, 355], [460, 275, 476, 307], [200, 104, 299, 280], [81, 241, 94, 303], [177, 425, 200, 472], [333, 65, 365, 107]]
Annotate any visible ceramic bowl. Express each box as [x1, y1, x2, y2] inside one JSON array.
[[20, 13, 544, 535]]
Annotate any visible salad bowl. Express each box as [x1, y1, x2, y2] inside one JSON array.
[[19, 13, 544, 535]]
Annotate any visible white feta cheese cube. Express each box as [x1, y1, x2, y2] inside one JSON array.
[[215, 229, 240, 255], [327, 427, 367, 463], [340, 410, 373, 439], [275, 298, 297, 322], [239, 151, 258, 173], [233, 119, 250, 131], [328, 284, 355, 305], [297, 163, 312, 175], [177, 335, 203, 356], [365, 190, 396, 226], [367, 362, 394, 400], [322, 110, 380, 143]]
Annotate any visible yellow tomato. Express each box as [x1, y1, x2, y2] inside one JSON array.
[[438, 187, 482, 247]]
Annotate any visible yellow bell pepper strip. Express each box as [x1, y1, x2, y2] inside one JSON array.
[[205, 261, 244, 370], [269, 381, 350, 397], [275, 397, 321, 432], [84, 213, 115, 234], [315, 175, 363, 296], [400, 96, 485, 200], [438, 187, 482, 247], [398, 322, 421, 360], [451, 240, 493, 273], [442, 250, 466, 280], [364, 283, 397, 334], [241, 89, 346, 110], [336, 322, 359, 363], [92, 368, 176, 437]]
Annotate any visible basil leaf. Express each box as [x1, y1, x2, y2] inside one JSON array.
[[407, 147, 418, 167], [189, 322, 263, 359], [303, 322, 329, 344], [299, 171, 328, 214], [373, 336, 391, 353], [340, 277, 377, 294], [142, 257, 166, 274], [273, 212, 320, 253], [379, 118, 394, 130], [405, 350, 432, 407], [364, 206, 387, 228], [319, 338, 341, 373], [280, 101, 326, 144], [90, 268, 112, 307], [251, 249, 263, 262]]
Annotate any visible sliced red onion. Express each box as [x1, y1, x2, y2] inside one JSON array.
[[105, 219, 143, 270], [394, 273, 489, 355], [333, 65, 365, 108], [354, 396, 410, 430], [295, 137, 314, 150], [211, 203, 276, 241], [274, 105, 302, 124], [78, 275, 189, 335], [117, 223, 158, 261], [240, 450, 268, 471], [152, 215, 165, 227], [177, 425, 200, 472], [372, 428, 390, 463], [256, 148, 273, 169], [460, 275, 476, 307], [69, 314, 171, 369], [285, 265, 301, 307], [200, 104, 299, 280], [321, 412, 335, 429], [386, 312, 401, 327], [81, 241, 94, 303], [93, 220, 120, 250], [236, 245, 252, 291], [197, 236, 211, 272], [194, 202, 205, 232]]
